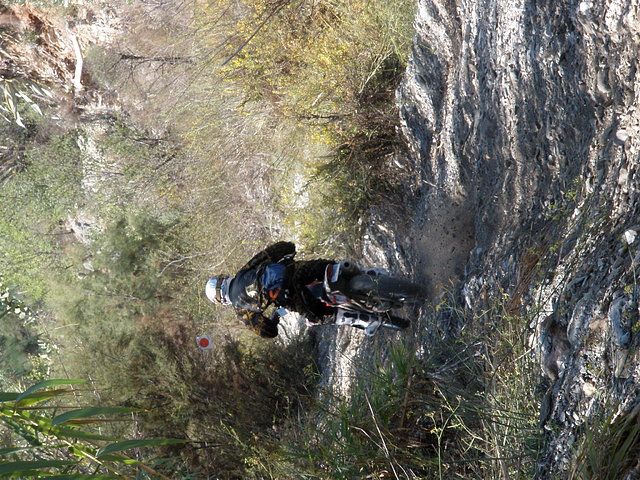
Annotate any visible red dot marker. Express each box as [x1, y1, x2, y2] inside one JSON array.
[[196, 335, 213, 350]]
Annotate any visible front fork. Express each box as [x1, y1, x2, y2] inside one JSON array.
[[325, 260, 390, 335]]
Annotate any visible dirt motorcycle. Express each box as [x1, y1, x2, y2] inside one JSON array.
[[304, 260, 426, 336]]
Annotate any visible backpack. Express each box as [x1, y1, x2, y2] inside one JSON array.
[[261, 263, 288, 305]]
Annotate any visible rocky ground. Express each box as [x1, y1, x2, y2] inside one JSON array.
[[319, 0, 640, 476], [390, 0, 639, 476]]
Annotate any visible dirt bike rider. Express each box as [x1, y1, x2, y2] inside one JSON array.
[[205, 241, 339, 338]]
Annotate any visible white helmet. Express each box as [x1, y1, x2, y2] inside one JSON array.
[[205, 275, 233, 305]]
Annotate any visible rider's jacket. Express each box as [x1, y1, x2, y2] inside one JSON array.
[[229, 241, 335, 338], [229, 241, 295, 338]]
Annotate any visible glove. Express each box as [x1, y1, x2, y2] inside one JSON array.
[[269, 307, 288, 325]]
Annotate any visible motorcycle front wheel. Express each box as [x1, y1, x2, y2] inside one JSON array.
[[347, 274, 427, 307]]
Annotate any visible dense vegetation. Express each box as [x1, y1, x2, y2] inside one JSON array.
[[1, 0, 420, 477]]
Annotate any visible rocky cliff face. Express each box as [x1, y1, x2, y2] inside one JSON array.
[[396, 0, 640, 475]]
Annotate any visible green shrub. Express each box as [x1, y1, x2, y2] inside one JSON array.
[[219, 0, 414, 118], [0, 130, 84, 298], [0, 379, 186, 479], [170, 0, 416, 255], [0, 301, 40, 380]]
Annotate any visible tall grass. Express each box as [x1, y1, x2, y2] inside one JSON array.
[[569, 402, 640, 480], [260, 295, 542, 479]]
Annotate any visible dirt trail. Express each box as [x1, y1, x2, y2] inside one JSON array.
[[411, 191, 476, 300]]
